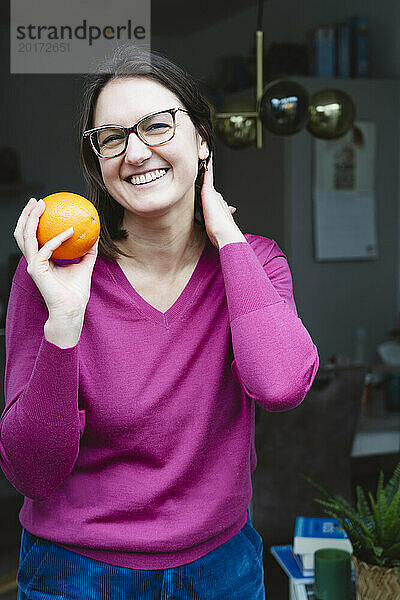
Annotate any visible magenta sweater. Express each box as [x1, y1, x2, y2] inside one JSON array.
[[0, 234, 318, 569]]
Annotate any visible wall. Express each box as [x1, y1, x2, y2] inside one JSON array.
[[285, 77, 400, 365], [0, 25, 86, 287], [0, 27, 85, 193]]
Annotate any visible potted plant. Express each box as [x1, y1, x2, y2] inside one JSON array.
[[301, 461, 400, 600]]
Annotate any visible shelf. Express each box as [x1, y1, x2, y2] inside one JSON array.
[[224, 77, 400, 100], [286, 75, 400, 84]]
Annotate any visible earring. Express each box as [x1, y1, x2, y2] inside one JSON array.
[[200, 158, 208, 171]]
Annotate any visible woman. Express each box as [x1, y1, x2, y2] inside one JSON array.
[[1, 45, 319, 599]]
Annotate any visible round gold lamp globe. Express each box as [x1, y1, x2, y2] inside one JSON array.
[[307, 89, 356, 140], [259, 80, 310, 136], [215, 114, 257, 149]]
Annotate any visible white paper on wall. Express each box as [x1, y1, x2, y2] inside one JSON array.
[[312, 121, 378, 261]]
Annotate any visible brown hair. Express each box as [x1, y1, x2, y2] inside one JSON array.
[[78, 44, 215, 261]]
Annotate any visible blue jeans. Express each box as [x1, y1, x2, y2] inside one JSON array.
[[17, 508, 265, 599]]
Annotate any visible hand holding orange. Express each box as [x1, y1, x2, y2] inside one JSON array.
[[37, 192, 100, 260]]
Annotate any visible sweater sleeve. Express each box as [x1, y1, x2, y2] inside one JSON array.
[[0, 259, 85, 501], [219, 237, 319, 412]]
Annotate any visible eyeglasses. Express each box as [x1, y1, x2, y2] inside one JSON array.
[[83, 107, 189, 158]]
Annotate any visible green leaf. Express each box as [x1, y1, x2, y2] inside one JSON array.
[[376, 470, 388, 541], [368, 492, 382, 545], [356, 486, 374, 527], [315, 498, 375, 544], [334, 494, 357, 514], [384, 541, 400, 560], [299, 473, 333, 500], [384, 461, 400, 505], [302, 463, 400, 570], [382, 486, 400, 547]]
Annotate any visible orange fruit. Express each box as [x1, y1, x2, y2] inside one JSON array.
[[37, 192, 101, 260]]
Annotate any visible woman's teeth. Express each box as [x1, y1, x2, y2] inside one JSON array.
[[130, 169, 168, 185]]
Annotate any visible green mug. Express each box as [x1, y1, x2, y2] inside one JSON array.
[[314, 548, 353, 600]]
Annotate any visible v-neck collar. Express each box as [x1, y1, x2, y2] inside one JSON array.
[[106, 237, 213, 328]]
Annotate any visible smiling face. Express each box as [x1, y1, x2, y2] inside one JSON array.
[[93, 77, 208, 220]]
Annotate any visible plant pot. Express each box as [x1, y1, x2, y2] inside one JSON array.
[[352, 555, 400, 599]]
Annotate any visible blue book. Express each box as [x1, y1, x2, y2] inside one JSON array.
[[293, 516, 353, 570], [292, 551, 314, 577], [271, 544, 356, 586], [336, 21, 351, 77], [270, 545, 314, 584], [351, 16, 370, 77], [312, 26, 335, 77]]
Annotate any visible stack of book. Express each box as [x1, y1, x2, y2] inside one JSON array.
[[293, 516, 353, 573], [271, 516, 353, 582], [308, 16, 370, 78]]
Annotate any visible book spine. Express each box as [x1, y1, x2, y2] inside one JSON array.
[[312, 26, 335, 77], [299, 552, 315, 571], [294, 552, 314, 575], [351, 16, 370, 77], [336, 21, 351, 77]]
